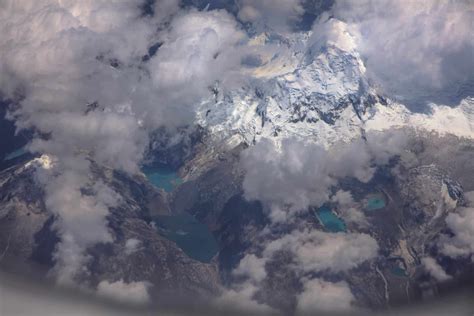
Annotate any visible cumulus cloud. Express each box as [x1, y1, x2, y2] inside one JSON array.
[[440, 206, 474, 258], [241, 138, 336, 222], [218, 253, 273, 313], [296, 278, 355, 314], [233, 254, 267, 283], [3, 271, 474, 316], [215, 282, 276, 314], [146, 9, 248, 127], [439, 191, 474, 259], [0, 0, 249, 165], [124, 238, 142, 256], [0, 0, 254, 287], [237, 0, 305, 31], [152, 0, 181, 21], [264, 229, 378, 273], [97, 279, 151, 305], [35, 160, 120, 285], [241, 130, 408, 222], [222, 227, 377, 311], [330, 189, 354, 206], [222, 222, 377, 312], [331, 190, 368, 226], [2, 1, 470, 312], [421, 257, 451, 282], [0, 0, 168, 256], [326, 0, 474, 108], [28, 111, 148, 173]]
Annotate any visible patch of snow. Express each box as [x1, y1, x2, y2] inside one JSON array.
[[366, 100, 474, 139], [25, 154, 57, 170]]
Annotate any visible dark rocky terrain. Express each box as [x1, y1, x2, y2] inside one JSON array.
[[1, 128, 474, 314], [170, 131, 474, 312], [0, 155, 220, 306]]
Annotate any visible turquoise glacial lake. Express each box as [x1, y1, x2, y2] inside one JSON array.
[[366, 193, 387, 211], [315, 206, 346, 233], [153, 213, 218, 263], [142, 165, 183, 193], [144, 165, 218, 262]]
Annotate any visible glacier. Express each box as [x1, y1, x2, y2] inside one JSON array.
[[194, 20, 474, 150]]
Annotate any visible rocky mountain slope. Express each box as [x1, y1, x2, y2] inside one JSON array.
[[1, 11, 473, 315], [193, 26, 474, 149], [167, 129, 474, 312], [0, 154, 220, 306]]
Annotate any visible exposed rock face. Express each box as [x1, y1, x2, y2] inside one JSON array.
[[400, 165, 462, 227], [0, 160, 49, 274], [146, 126, 207, 170]]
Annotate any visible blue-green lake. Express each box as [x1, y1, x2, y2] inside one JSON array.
[[153, 213, 218, 263], [144, 166, 218, 262], [315, 206, 346, 233], [3, 148, 27, 161], [366, 193, 387, 211], [391, 266, 407, 277], [143, 165, 183, 193]]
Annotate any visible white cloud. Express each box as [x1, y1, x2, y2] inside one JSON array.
[[97, 279, 151, 305], [296, 278, 355, 314], [39, 166, 119, 285], [331, 190, 368, 226], [152, 0, 181, 22], [233, 254, 267, 283], [146, 9, 248, 127], [331, 190, 353, 206], [124, 238, 142, 256], [0, 5, 163, 281], [438, 191, 474, 259], [440, 206, 474, 258], [328, 0, 474, 107], [264, 229, 378, 273], [237, 0, 305, 31], [0, 1, 250, 288], [224, 215, 378, 312], [421, 257, 451, 282], [241, 138, 337, 220], [214, 282, 276, 314], [241, 130, 408, 222]]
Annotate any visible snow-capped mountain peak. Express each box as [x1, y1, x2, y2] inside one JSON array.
[[195, 19, 474, 150]]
